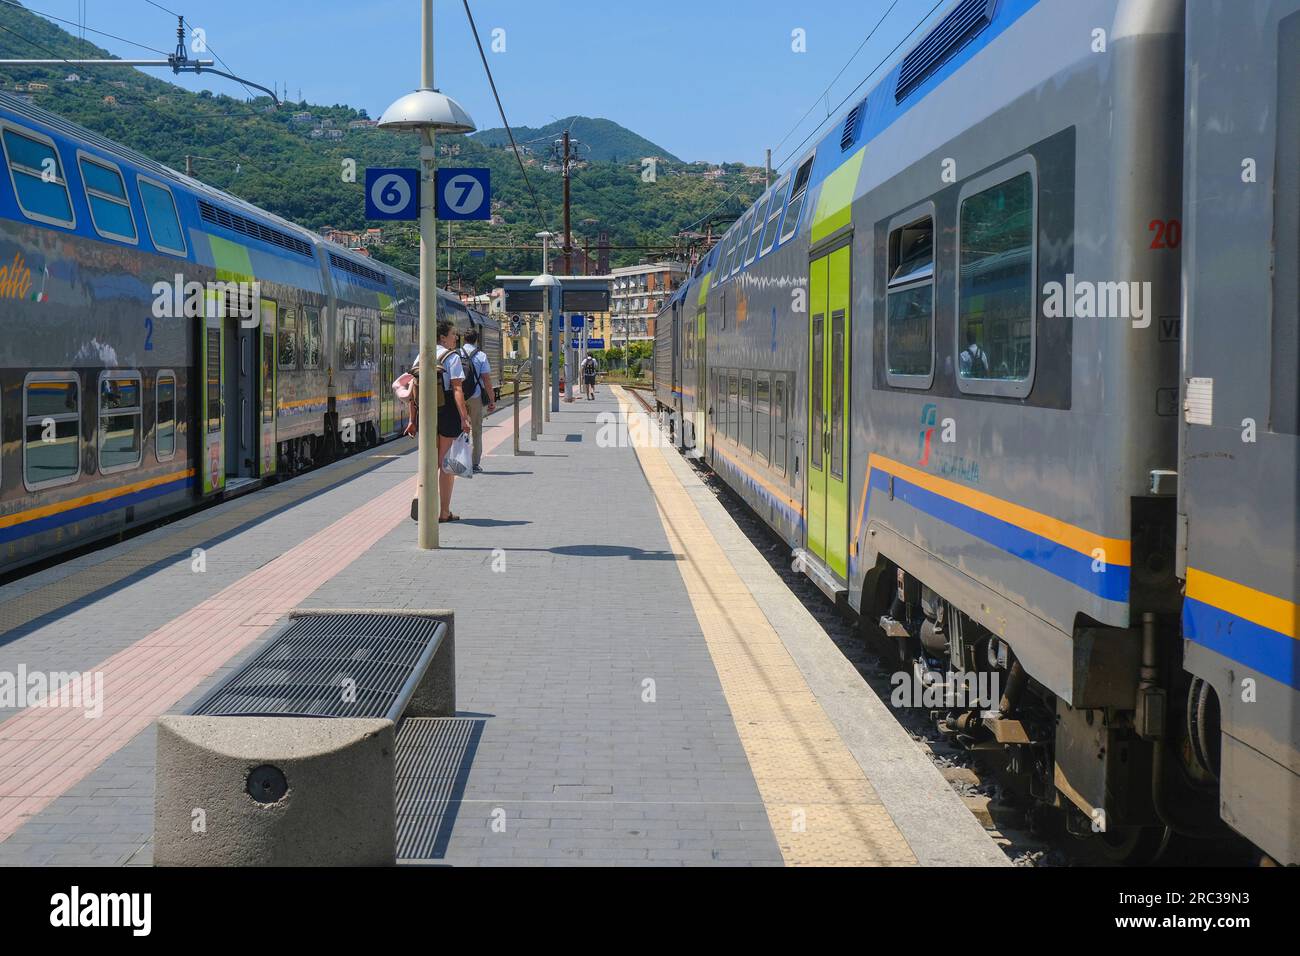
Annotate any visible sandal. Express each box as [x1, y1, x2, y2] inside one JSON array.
[[438, 513, 460, 523]]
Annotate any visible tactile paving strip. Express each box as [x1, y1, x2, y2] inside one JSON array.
[[613, 386, 918, 866]]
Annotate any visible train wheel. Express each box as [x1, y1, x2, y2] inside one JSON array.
[[1097, 825, 1172, 865]]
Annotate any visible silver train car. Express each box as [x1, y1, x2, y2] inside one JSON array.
[[0, 91, 495, 575], [654, 0, 1298, 863]]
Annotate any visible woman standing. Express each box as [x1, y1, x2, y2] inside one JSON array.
[[436, 319, 471, 522]]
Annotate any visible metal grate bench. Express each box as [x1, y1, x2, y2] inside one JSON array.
[[154, 608, 456, 867]]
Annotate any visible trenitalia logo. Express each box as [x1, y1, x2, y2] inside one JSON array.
[[917, 403, 937, 466]]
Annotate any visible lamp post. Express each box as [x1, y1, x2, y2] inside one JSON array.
[[378, 0, 475, 550], [533, 231, 558, 422]]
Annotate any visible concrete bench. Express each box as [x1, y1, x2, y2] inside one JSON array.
[[154, 608, 455, 866]]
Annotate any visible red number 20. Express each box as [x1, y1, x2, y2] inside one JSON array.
[[1149, 219, 1182, 249]]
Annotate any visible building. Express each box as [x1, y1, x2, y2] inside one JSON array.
[[608, 261, 687, 347]]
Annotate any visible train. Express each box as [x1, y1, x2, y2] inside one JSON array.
[[654, 0, 1297, 864], [0, 89, 499, 576]]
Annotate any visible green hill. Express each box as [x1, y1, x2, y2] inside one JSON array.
[[474, 116, 682, 164], [0, 3, 761, 291]]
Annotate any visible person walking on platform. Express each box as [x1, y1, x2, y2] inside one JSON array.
[[459, 329, 496, 473], [581, 353, 598, 400], [436, 319, 471, 522]]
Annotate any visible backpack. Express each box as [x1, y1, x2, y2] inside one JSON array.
[[457, 346, 482, 399]]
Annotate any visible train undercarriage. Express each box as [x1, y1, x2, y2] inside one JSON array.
[[862, 562, 1235, 864]]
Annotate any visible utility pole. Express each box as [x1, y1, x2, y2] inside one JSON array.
[[765, 148, 772, 188], [562, 130, 573, 276], [185, 155, 194, 177]]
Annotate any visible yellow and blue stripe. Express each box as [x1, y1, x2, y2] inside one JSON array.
[[0, 468, 196, 545], [1184, 569, 1298, 690], [851, 454, 1131, 603]]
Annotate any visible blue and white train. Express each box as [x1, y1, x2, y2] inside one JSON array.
[[0, 90, 499, 575]]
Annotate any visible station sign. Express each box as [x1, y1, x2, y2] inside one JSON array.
[[364, 167, 419, 220], [435, 167, 491, 220]]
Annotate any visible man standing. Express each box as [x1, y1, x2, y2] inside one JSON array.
[[581, 353, 598, 400], [459, 329, 497, 473]]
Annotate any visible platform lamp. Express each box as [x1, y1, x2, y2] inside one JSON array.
[[532, 231, 560, 421], [378, 0, 476, 550]]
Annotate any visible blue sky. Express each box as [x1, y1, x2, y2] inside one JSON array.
[[20, 0, 949, 167]]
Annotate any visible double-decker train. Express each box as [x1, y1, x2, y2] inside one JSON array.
[[0, 90, 499, 576], [655, 0, 1297, 863]]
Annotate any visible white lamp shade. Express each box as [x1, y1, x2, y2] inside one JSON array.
[[378, 89, 476, 133]]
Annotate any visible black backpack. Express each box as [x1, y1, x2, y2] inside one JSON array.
[[457, 346, 482, 398]]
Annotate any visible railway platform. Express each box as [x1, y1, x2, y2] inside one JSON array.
[[0, 386, 1005, 867]]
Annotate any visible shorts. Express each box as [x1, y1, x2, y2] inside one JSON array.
[[437, 397, 462, 439], [583, 374, 596, 386]]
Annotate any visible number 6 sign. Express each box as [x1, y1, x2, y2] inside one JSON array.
[[364, 167, 420, 220]]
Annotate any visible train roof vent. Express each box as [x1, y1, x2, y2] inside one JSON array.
[[840, 98, 866, 152], [330, 252, 388, 285], [895, 0, 996, 103], [198, 199, 313, 258]]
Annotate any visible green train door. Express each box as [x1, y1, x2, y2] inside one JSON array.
[[807, 245, 850, 579], [200, 297, 224, 494]]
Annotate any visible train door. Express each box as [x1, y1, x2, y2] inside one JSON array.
[[259, 299, 276, 476], [806, 245, 850, 579], [696, 307, 707, 457], [222, 311, 257, 484], [200, 302, 224, 494], [380, 318, 395, 435]]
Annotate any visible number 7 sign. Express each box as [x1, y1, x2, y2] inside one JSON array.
[[435, 168, 491, 220]]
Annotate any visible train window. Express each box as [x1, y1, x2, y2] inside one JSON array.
[[359, 318, 374, 367], [759, 177, 789, 256], [303, 308, 322, 368], [277, 306, 298, 370], [23, 374, 80, 489], [830, 312, 845, 479], [2, 126, 75, 227], [743, 197, 770, 266], [810, 315, 824, 470], [78, 154, 136, 243], [740, 370, 754, 450], [137, 177, 187, 257], [156, 373, 176, 461], [731, 212, 753, 277], [717, 231, 736, 283], [97, 371, 142, 474], [727, 370, 739, 440], [957, 160, 1036, 396], [773, 376, 788, 476], [886, 209, 935, 387], [779, 155, 815, 244], [262, 326, 275, 424], [343, 316, 358, 369], [755, 372, 771, 464]]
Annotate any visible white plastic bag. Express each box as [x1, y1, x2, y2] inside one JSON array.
[[442, 432, 474, 478]]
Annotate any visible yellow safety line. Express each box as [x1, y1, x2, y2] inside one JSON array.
[[612, 385, 917, 866]]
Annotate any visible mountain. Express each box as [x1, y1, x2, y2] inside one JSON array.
[[0, 3, 761, 291], [473, 116, 682, 165]]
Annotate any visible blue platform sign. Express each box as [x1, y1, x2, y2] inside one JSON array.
[[364, 167, 419, 221], [588, 338, 605, 350], [436, 168, 491, 220], [570, 314, 585, 330]]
